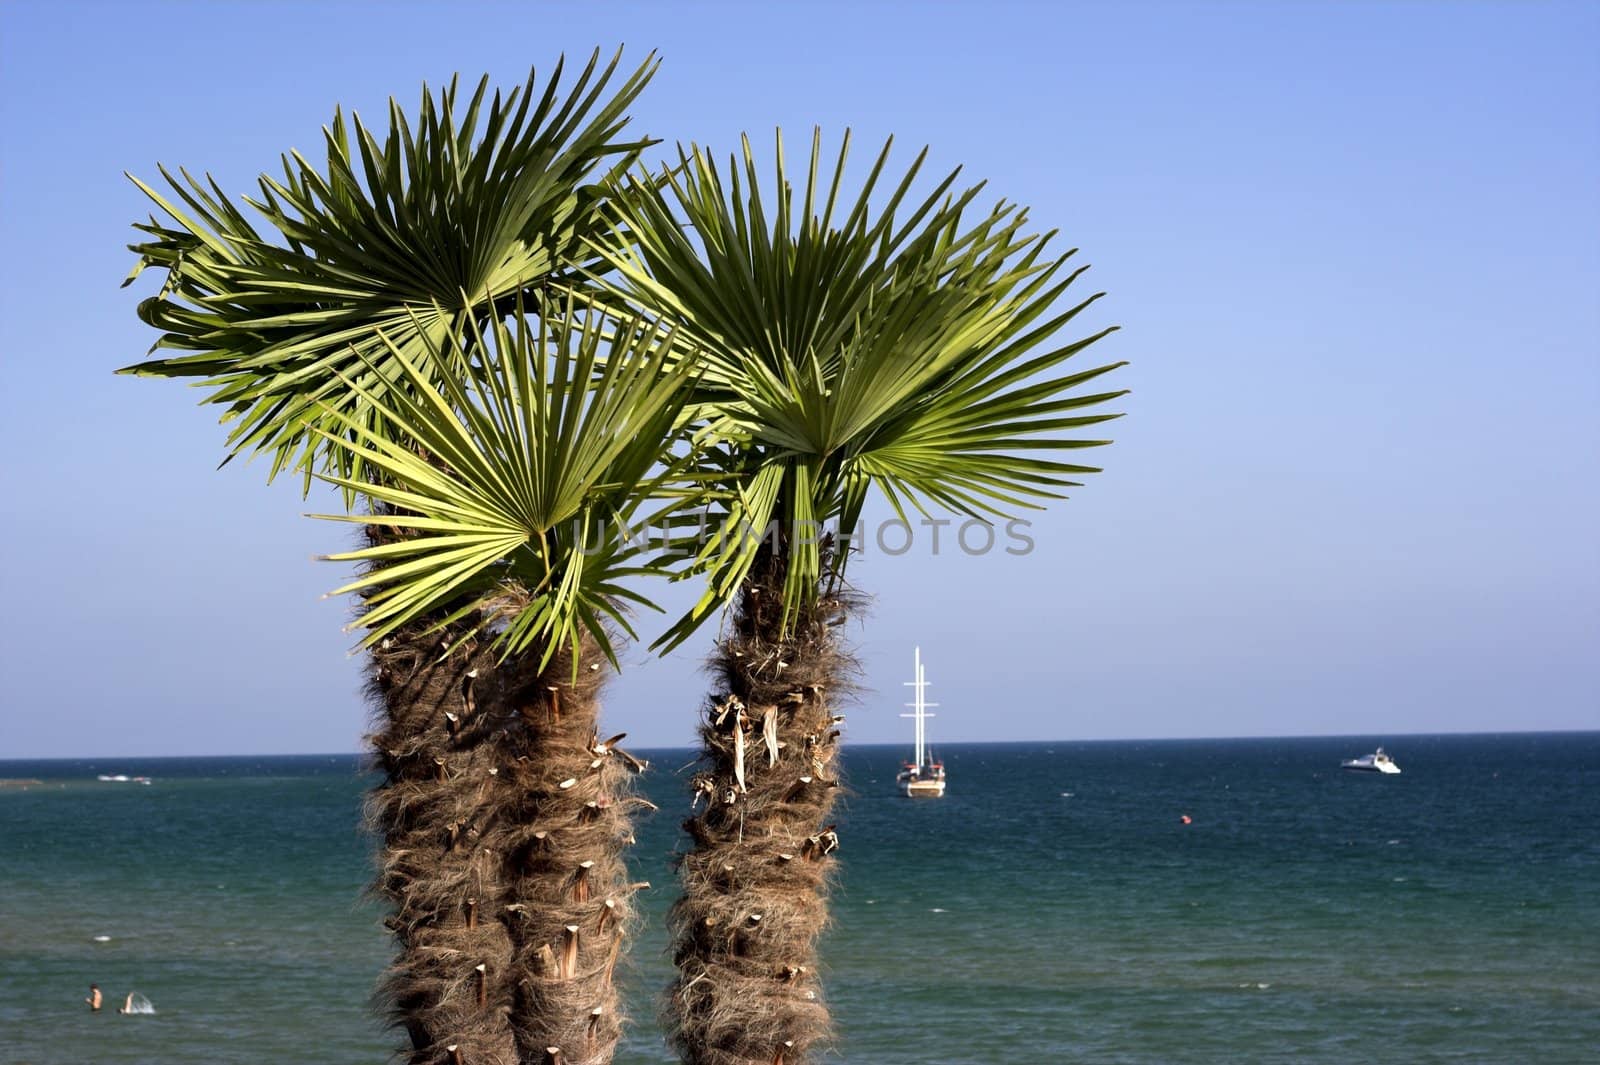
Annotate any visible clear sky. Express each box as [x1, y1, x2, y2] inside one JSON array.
[[1, 1, 1595, 758]]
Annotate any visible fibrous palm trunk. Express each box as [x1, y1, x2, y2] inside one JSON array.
[[665, 548, 855, 1065], [368, 616, 649, 1065]]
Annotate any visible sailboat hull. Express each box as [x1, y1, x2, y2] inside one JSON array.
[[900, 778, 946, 797]]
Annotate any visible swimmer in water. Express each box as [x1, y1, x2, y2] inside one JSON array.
[[118, 993, 133, 1014], [86, 984, 102, 1011]]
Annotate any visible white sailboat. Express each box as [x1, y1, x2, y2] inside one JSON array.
[[897, 647, 946, 797]]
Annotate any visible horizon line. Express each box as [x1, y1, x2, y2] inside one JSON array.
[[5, 727, 1598, 763]]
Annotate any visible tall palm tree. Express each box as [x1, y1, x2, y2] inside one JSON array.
[[121, 54, 686, 1064], [596, 131, 1128, 1065], [311, 300, 703, 1065]]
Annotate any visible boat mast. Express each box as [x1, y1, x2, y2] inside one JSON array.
[[901, 646, 937, 766]]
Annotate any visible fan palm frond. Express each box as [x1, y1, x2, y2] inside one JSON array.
[[310, 294, 703, 670], [121, 50, 660, 492], [596, 130, 1128, 645]]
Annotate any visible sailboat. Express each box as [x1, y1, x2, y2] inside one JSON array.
[[896, 647, 946, 797]]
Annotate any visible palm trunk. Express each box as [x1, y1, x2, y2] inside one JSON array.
[[665, 548, 854, 1065], [368, 621, 647, 1065]]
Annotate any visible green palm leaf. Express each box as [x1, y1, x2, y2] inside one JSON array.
[[595, 130, 1128, 647], [121, 50, 659, 493], [310, 295, 702, 670]]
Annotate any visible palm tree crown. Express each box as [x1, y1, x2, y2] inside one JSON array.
[[596, 129, 1128, 642], [121, 50, 659, 492], [309, 296, 703, 669]]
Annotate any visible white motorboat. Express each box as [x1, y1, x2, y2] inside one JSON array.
[[1341, 747, 1401, 774], [896, 647, 947, 797]]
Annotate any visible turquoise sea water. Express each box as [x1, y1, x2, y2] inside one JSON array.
[[2, 734, 1597, 1064]]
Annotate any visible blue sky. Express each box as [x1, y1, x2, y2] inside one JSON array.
[[1, 1, 1595, 757]]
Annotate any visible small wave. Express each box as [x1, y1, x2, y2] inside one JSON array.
[[930, 907, 948, 913], [92, 935, 111, 943]]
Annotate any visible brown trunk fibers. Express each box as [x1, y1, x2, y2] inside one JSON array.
[[365, 564, 648, 1064], [665, 547, 857, 1065]]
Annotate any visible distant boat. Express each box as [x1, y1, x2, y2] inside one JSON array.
[[96, 775, 152, 785], [1342, 747, 1401, 774], [896, 647, 946, 798]]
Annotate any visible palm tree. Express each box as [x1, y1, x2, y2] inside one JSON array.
[[595, 131, 1128, 1065], [311, 300, 702, 1065], [121, 54, 688, 1064]]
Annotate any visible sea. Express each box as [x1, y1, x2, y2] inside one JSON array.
[[2, 734, 1597, 1064]]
